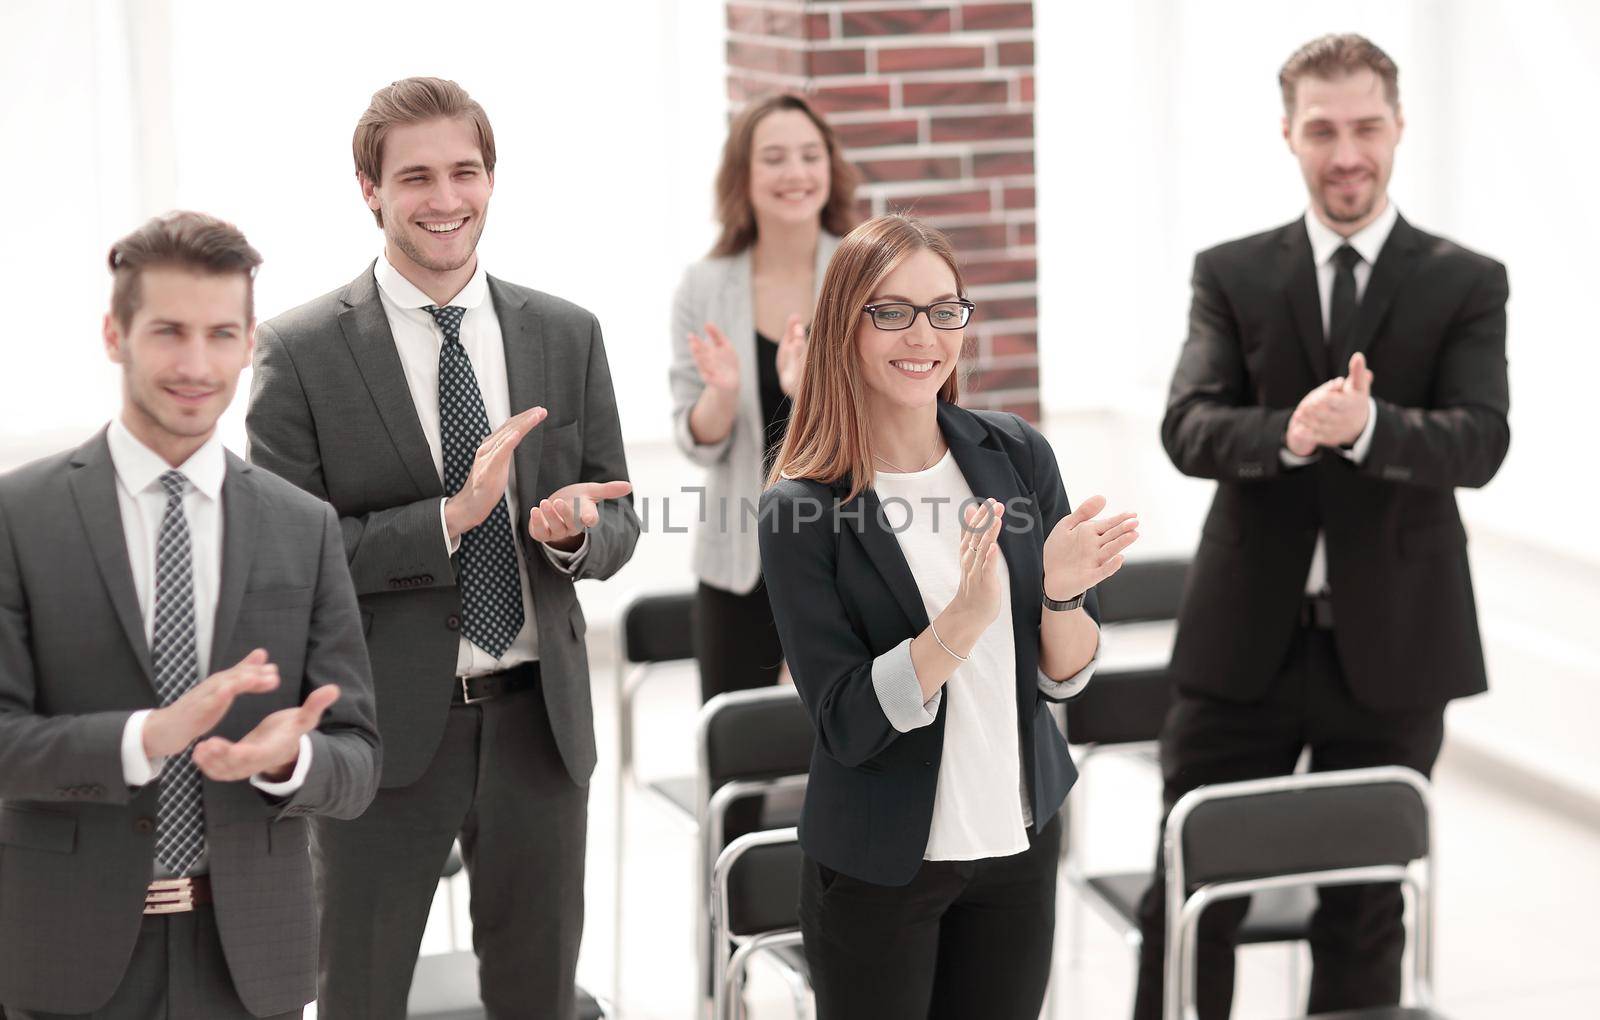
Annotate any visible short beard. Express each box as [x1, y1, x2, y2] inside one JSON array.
[[389, 217, 485, 273], [1319, 187, 1379, 226]]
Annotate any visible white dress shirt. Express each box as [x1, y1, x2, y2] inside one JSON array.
[[109, 420, 311, 875], [1280, 201, 1394, 593], [373, 254, 586, 677]]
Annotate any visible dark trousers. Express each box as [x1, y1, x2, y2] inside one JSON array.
[[694, 578, 785, 844], [7, 905, 299, 1020], [800, 815, 1061, 1020], [1131, 625, 1446, 1020], [693, 578, 785, 703], [312, 681, 587, 1020]]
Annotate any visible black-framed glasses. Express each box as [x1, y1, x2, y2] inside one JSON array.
[[861, 299, 975, 331]]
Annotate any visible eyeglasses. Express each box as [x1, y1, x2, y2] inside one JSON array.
[[861, 299, 975, 331]]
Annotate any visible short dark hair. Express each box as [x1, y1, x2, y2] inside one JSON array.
[[1279, 33, 1400, 116], [107, 211, 262, 329], [353, 77, 497, 227]]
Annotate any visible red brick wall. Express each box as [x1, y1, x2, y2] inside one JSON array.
[[726, 1, 1041, 422]]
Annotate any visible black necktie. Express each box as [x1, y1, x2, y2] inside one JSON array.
[[1328, 244, 1363, 364], [152, 470, 205, 876], [426, 304, 525, 659]]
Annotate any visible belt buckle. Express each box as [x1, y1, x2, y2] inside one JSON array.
[[460, 675, 489, 705], [144, 877, 195, 915]]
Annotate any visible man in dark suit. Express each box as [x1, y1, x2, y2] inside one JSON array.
[[1132, 34, 1510, 1020], [0, 211, 380, 1019], [246, 78, 638, 1018]]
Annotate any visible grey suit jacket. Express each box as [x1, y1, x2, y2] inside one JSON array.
[[247, 264, 639, 787], [0, 431, 380, 1017], [668, 233, 840, 594]]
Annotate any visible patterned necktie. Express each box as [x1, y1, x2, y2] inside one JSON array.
[[426, 304, 526, 659], [1328, 244, 1364, 364], [152, 470, 205, 876]]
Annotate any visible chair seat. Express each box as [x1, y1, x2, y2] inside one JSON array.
[[407, 950, 605, 1018], [1084, 871, 1317, 943], [645, 775, 697, 818], [1298, 1009, 1447, 1020]]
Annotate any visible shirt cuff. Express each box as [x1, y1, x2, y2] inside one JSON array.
[[1038, 627, 1100, 700], [249, 735, 313, 797], [1279, 446, 1317, 468], [872, 637, 942, 733], [121, 709, 165, 787], [440, 499, 461, 555], [540, 531, 589, 575], [1340, 396, 1379, 464]]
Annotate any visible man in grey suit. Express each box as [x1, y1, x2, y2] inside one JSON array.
[[0, 211, 380, 1019], [246, 77, 639, 1018]]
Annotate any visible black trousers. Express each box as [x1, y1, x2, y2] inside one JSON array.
[[1131, 625, 1446, 1020], [800, 815, 1061, 1020], [693, 578, 785, 703], [7, 905, 299, 1020], [312, 680, 587, 1020]]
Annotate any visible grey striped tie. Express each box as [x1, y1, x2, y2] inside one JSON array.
[[152, 469, 205, 875]]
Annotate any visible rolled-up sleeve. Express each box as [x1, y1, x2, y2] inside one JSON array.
[[872, 638, 942, 732]]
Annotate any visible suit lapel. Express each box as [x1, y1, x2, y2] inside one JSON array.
[[939, 403, 1038, 702], [210, 455, 258, 674], [490, 277, 546, 556], [337, 264, 442, 498], [1344, 214, 1421, 366], [841, 485, 931, 632], [67, 430, 153, 683], [1281, 220, 1332, 381]]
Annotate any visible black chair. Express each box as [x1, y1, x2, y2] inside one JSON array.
[[695, 687, 813, 1016], [408, 845, 611, 1019], [1164, 766, 1443, 1020], [710, 827, 807, 1020], [1052, 557, 1316, 1011]]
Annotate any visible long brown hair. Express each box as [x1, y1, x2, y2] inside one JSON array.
[[710, 93, 861, 257], [766, 215, 965, 502]]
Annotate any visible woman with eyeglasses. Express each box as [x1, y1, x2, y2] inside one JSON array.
[[668, 93, 860, 711], [759, 215, 1139, 1018]]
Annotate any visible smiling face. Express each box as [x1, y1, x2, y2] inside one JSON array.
[[748, 109, 831, 231], [104, 266, 254, 462], [855, 248, 964, 415], [1283, 69, 1403, 234], [362, 116, 493, 277]]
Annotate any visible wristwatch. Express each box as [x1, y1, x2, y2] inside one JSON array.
[[1042, 583, 1087, 612]]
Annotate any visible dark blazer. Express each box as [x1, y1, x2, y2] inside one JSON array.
[[1161, 213, 1510, 712], [0, 432, 379, 1016], [759, 402, 1098, 886], [247, 265, 640, 786]]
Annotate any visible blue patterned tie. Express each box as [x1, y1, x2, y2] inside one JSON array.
[[426, 305, 525, 658], [152, 470, 205, 875]]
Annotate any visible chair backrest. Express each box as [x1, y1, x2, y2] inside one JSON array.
[[700, 686, 814, 791], [1171, 767, 1431, 888], [1061, 664, 1171, 745], [620, 590, 696, 665], [1093, 557, 1189, 624], [1164, 767, 1435, 1020], [717, 831, 806, 938]]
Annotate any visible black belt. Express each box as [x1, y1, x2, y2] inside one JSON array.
[[1299, 593, 1335, 630], [452, 662, 541, 705]]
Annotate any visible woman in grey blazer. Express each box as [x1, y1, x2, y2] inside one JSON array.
[[669, 93, 860, 703]]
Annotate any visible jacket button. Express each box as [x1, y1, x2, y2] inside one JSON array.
[[445, 614, 461, 631], [923, 760, 933, 767], [133, 817, 155, 834], [422, 574, 434, 584]]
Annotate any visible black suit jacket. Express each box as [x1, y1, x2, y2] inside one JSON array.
[[1161, 213, 1510, 712], [759, 402, 1097, 886]]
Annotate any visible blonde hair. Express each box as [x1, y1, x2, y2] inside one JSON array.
[[711, 93, 861, 257], [766, 215, 965, 502], [352, 77, 496, 226]]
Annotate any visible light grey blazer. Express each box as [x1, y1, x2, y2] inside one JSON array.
[[0, 432, 379, 1016], [669, 232, 841, 594]]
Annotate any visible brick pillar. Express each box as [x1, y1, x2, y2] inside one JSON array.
[[726, 1, 1041, 422]]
